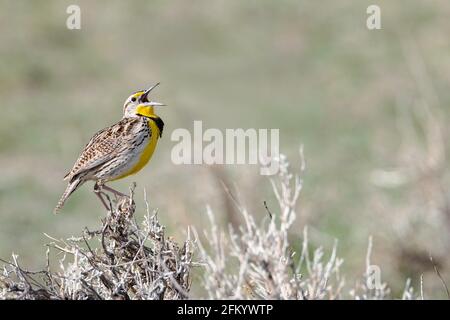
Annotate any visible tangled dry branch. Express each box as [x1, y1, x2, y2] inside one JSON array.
[[0, 186, 193, 300]]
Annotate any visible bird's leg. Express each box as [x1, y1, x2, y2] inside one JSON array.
[[93, 182, 111, 211], [101, 184, 128, 198], [95, 192, 111, 211]]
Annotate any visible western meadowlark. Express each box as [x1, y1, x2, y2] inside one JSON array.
[[54, 83, 165, 213]]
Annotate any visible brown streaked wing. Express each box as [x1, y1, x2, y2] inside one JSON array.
[[64, 118, 138, 181]]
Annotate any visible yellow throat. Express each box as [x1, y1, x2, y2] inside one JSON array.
[[112, 105, 161, 180]]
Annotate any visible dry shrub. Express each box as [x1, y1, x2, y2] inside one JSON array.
[[1, 151, 419, 300], [195, 151, 417, 300], [0, 186, 193, 300]]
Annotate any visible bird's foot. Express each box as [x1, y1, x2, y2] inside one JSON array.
[[94, 182, 132, 213]]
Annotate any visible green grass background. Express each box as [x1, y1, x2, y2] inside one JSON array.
[[1, 0, 450, 298]]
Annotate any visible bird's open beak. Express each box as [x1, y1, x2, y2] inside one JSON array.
[[140, 83, 165, 106], [147, 101, 166, 107]]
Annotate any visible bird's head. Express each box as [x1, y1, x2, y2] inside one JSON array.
[[122, 83, 165, 118]]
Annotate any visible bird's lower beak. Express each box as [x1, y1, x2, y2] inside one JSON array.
[[147, 101, 166, 107]]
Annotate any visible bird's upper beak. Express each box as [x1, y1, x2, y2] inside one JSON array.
[[140, 83, 166, 106]]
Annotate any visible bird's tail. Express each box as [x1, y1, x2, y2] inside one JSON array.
[[54, 178, 83, 214]]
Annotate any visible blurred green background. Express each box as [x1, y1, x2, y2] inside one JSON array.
[[1, 0, 450, 298]]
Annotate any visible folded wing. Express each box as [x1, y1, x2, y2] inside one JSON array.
[[64, 118, 136, 182]]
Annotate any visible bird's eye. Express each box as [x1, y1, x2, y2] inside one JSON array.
[[131, 97, 137, 102]]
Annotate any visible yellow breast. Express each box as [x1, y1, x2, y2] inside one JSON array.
[[113, 120, 160, 180]]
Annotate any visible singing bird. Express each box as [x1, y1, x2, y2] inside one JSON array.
[[54, 83, 165, 213]]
